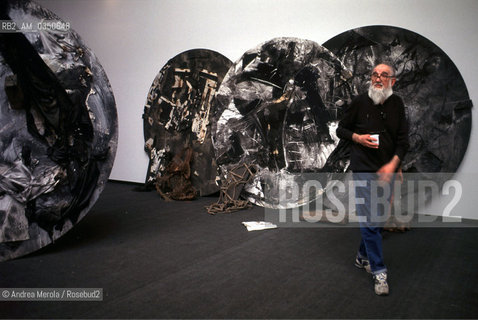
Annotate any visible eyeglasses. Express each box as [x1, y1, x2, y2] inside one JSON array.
[[371, 72, 393, 81]]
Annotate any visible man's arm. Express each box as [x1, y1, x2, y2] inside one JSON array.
[[377, 99, 409, 182], [378, 155, 401, 173]]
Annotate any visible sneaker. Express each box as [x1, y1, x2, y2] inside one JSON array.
[[355, 256, 372, 273], [373, 272, 389, 296]]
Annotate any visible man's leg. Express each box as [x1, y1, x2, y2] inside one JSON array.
[[358, 222, 387, 274], [353, 172, 389, 274]]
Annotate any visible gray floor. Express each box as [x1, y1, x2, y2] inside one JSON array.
[[1, 181, 477, 319]]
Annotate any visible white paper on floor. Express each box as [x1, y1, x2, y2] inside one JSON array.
[[242, 221, 278, 231]]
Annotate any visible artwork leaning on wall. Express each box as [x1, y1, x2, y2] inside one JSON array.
[[143, 28, 472, 217]]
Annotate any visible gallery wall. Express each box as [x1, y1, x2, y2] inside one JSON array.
[[35, 0, 478, 219]]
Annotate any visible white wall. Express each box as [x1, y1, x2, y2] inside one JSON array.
[[35, 0, 478, 218]]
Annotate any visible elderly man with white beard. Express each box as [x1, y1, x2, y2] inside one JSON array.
[[336, 63, 409, 296]]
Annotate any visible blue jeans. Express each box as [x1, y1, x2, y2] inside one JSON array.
[[353, 172, 394, 275]]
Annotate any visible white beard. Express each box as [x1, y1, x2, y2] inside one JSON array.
[[368, 84, 393, 105]]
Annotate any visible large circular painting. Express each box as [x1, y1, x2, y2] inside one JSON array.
[[323, 25, 472, 175], [143, 49, 232, 197], [322, 25, 473, 213], [212, 37, 353, 208], [0, 0, 117, 261]]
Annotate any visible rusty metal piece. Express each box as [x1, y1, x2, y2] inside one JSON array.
[[155, 147, 198, 201], [206, 163, 256, 214]]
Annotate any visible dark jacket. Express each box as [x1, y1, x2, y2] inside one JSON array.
[[336, 93, 409, 172]]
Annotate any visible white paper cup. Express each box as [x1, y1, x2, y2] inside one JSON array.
[[370, 134, 379, 145]]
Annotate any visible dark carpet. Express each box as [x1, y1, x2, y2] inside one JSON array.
[[1, 181, 477, 319]]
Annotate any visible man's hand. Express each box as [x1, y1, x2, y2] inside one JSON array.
[[352, 133, 379, 149], [377, 155, 401, 183]]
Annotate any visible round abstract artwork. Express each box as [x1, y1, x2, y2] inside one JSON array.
[[322, 25, 473, 213], [142, 49, 232, 197], [323, 25, 472, 175], [0, 0, 117, 261], [212, 37, 353, 208]]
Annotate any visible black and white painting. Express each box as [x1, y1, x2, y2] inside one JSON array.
[[142, 49, 232, 196], [320, 25, 473, 214], [212, 37, 353, 208], [323, 25, 473, 175], [0, 0, 117, 261]]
